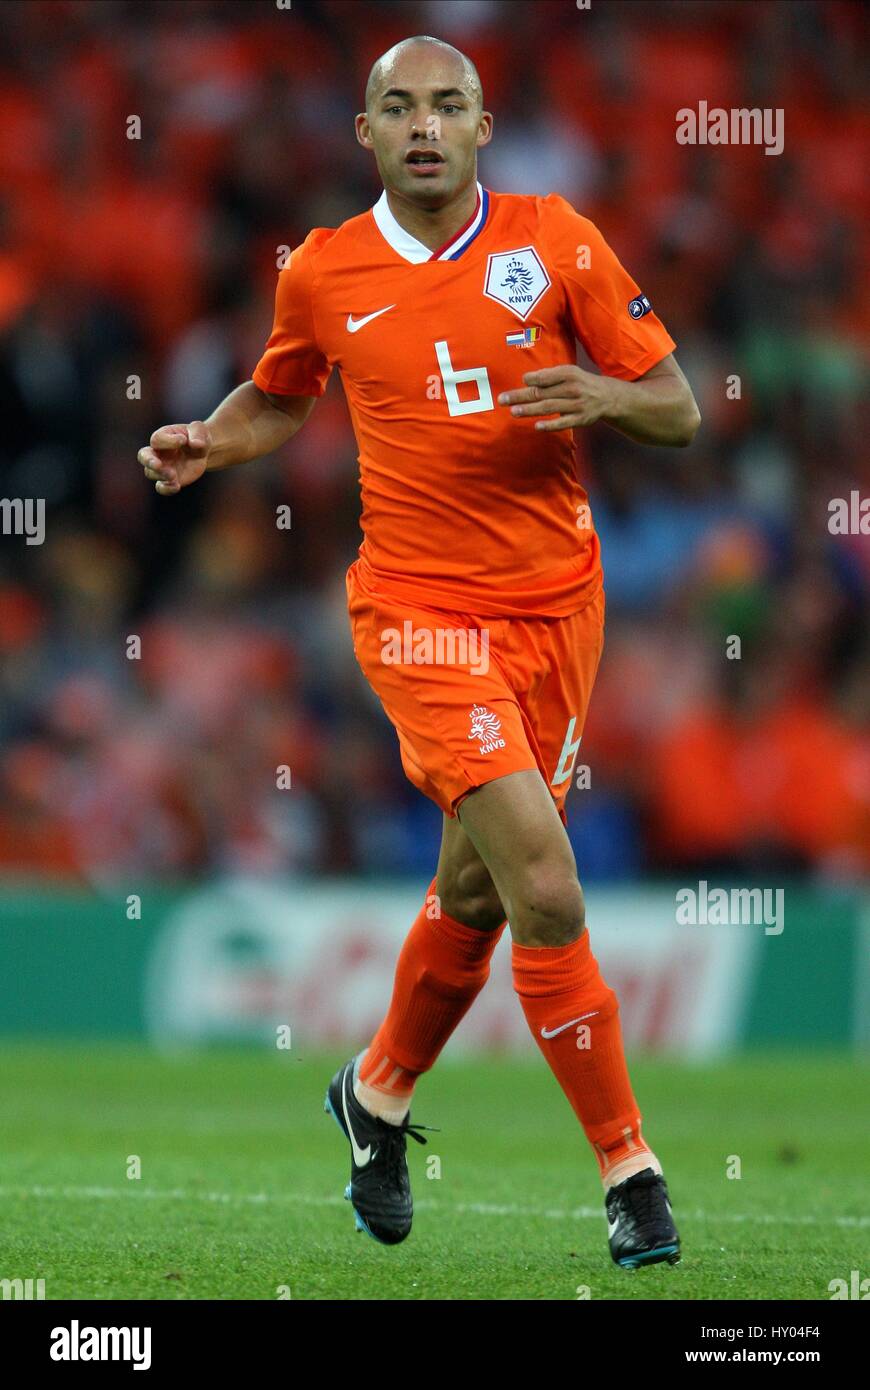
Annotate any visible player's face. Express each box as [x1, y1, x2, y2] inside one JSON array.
[[356, 52, 492, 207]]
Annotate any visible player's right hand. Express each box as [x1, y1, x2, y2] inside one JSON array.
[[137, 422, 212, 495]]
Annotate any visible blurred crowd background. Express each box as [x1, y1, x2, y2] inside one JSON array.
[[0, 0, 867, 889]]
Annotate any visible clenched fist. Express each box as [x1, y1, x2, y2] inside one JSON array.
[[137, 422, 212, 495]]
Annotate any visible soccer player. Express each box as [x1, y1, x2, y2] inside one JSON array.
[[138, 36, 700, 1269]]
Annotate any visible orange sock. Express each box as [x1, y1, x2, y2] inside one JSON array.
[[357, 877, 506, 1120], [512, 933, 657, 1186]]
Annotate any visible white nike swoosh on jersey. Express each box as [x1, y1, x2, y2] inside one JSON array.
[[346, 305, 396, 333], [540, 1011, 599, 1040], [342, 1070, 371, 1166]]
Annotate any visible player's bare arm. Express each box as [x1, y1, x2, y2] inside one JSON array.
[[137, 381, 316, 495], [497, 352, 701, 447]]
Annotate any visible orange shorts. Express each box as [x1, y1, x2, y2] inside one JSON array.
[[346, 560, 605, 823]]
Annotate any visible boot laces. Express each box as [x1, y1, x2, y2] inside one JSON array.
[[381, 1118, 437, 1183], [619, 1172, 663, 1229]]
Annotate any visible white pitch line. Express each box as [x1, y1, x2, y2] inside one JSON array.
[[0, 1185, 867, 1229]]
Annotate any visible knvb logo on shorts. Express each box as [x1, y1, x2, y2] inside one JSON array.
[[467, 703, 506, 755], [484, 247, 551, 321], [381, 621, 490, 675]]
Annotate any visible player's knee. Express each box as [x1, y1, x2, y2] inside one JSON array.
[[438, 862, 505, 933], [509, 865, 585, 945]]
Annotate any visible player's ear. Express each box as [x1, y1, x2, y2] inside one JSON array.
[[476, 111, 493, 149], [355, 113, 374, 148]]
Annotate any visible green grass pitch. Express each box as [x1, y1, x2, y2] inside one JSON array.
[[1, 1044, 866, 1300]]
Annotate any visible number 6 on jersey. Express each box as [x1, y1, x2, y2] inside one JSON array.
[[434, 339, 494, 417]]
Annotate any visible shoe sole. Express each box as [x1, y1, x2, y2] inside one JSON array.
[[617, 1243, 681, 1269], [323, 1082, 400, 1246]]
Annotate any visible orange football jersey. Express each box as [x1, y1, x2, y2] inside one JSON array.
[[253, 185, 676, 617]]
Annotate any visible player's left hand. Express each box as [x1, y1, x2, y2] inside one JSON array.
[[498, 365, 615, 431]]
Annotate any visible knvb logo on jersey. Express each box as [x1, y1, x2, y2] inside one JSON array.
[[501, 257, 534, 296], [467, 704, 506, 755], [484, 247, 551, 322]]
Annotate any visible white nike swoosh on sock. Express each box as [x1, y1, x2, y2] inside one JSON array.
[[540, 1011, 598, 1039]]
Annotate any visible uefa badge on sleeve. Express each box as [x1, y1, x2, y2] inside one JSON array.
[[628, 294, 652, 319]]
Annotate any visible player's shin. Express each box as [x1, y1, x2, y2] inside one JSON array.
[[511, 933, 661, 1188], [356, 876, 505, 1123]]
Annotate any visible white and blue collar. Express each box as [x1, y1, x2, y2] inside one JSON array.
[[372, 182, 490, 264]]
